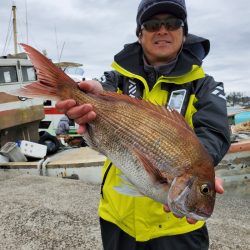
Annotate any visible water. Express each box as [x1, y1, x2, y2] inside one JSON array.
[[227, 106, 244, 114]]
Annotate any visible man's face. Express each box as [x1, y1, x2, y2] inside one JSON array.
[[139, 14, 184, 66]]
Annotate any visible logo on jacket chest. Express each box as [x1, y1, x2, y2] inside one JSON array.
[[121, 79, 143, 98], [128, 80, 139, 98]]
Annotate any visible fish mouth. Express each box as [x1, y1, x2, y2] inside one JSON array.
[[169, 200, 210, 221]]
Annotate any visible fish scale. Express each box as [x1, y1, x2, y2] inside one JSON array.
[[85, 107, 172, 200], [111, 108, 189, 167], [87, 101, 194, 186]]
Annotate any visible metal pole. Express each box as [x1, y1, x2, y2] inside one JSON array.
[[12, 5, 18, 54], [25, 0, 29, 44]]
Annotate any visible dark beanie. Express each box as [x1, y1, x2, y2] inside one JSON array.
[[136, 0, 188, 36]]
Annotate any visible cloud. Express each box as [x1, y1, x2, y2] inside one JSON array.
[[1, 0, 249, 95]]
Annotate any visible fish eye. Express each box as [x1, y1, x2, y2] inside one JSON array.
[[200, 184, 210, 195]]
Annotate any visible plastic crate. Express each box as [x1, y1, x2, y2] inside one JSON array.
[[0, 142, 27, 162], [0, 153, 9, 163], [19, 140, 47, 159]]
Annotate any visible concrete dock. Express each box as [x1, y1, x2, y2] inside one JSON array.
[[0, 147, 249, 249], [0, 147, 106, 169], [0, 147, 106, 184], [0, 173, 102, 250]]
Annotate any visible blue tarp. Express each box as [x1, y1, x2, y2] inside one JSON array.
[[235, 111, 250, 124]]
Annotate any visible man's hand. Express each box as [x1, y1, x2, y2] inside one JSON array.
[[163, 176, 224, 224], [55, 80, 103, 134]]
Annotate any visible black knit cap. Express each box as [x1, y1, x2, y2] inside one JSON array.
[[136, 0, 188, 36]]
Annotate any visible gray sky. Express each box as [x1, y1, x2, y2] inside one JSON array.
[[1, 0, 250, 95]]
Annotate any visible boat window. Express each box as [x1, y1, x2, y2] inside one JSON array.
[[69, 119, 75, 126], [0, 66, 18, 84], [39, 120, 52, 129], [65, 67, 84, 76], [21, 66, 36, 82], [43, 100, 52, 106]]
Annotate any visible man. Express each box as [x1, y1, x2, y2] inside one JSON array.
[[55, 115, 70, 136], [56, 0, 230, 249]]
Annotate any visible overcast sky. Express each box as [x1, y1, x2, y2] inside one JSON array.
[[1, 0, 250, 95]]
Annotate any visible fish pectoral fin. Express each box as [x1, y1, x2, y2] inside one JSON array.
[[113, 173, 143, 197], [133, 148, 168, 185], [113, 185, 143, 197], [114, 185, 144, 197]]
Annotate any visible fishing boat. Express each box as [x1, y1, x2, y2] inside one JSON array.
[[0, 54, 44, 148], [0, 4, 45, 149], [55, 61, 85, 82], [0, 4, 85, 152]]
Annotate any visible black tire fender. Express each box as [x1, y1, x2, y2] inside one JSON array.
[[39, 131, 60, 155]]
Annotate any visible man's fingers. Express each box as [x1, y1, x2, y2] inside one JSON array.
[[78, 81, 92, 91], [163, 205, 182, 218], [186, 218, 197, 224], [163, 205, 197, 224], [163, 204, 171, 213], [78, 80, 103, 94], [66, 104, 93, 120], [77, 125, 87, 135], [55, 99, 76, 113], [215, 176, 224, 194], [75, 111, 96, 126]]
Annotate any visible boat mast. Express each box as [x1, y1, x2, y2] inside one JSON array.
[[12, 4, 18, 54]]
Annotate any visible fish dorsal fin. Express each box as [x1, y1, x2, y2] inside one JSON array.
[[99, 92, 193, 133], [133, 148, 168, 185]]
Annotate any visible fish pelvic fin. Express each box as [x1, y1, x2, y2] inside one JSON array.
[[114, 173, 143, 197], [113, 185, 143, 197], [7, 43, 78, 101], [133, 148, 169, 185]]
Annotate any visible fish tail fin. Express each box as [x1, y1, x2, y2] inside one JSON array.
[[7, 43, 77, 101]]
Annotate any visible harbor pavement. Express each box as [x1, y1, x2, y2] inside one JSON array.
[[0, 172, 249, 250]]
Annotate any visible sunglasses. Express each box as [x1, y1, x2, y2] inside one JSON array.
[[141, 18, 184, 32]]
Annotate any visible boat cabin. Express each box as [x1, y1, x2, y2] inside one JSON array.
[[0, 55, 44, 147]]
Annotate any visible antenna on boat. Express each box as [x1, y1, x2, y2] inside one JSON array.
[[55, 25, 65, 62], [58, 41, 65, 63], [55, 26, 60, 61]]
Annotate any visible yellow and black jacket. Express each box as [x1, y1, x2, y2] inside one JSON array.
[[98, 34, 231, 241]]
